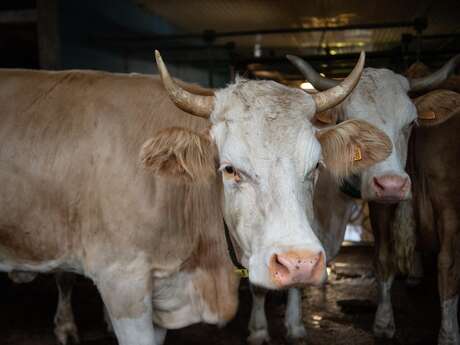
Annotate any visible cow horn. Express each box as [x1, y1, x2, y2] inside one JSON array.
[[409, 54, 460, 93], [305, 52, 365, 113], [155, 50, 214, 118], [286, 55, 339, 91]]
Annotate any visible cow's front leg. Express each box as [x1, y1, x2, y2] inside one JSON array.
[[103, 304, 114, 333], [439, 296, 459, 345], [285, 288, 307, 344], [437, 209, 459, 345], [153, 325, 167, 345], [370, 203, 396, 339], [54, 272, 80, 345], [248, 284, 270, 345], [373, 275, 395, 338], [95, 264, 156, 345]]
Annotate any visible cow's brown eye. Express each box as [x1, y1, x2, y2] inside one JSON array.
[[221, 164, 241, 182], [225, 166, 235, 174]]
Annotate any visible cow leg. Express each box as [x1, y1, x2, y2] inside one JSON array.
[[153, 325, 167, 345], [406, 250, 424, 287], [437, 209, 459, 345], [370, 203, 396, 339], [248, 284, 270, 345], [103, 304, 114, 333], [373, 275, 395, 338], [54, 272, 80, 345], [95, 266, 156, 345], [285, 288, 307, 344]]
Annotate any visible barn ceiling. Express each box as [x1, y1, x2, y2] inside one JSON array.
[[133, 0, 460, 57]]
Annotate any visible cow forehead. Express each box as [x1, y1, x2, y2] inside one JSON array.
[[211, 79, 316, 125], [210, 79, 320, 170], [343, 68, 417, 129]]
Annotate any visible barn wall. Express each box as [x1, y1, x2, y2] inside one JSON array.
[[58, 0, 227, 87]]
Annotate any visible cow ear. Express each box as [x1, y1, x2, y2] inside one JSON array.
[[414, 89, 460, 127], [140, 127, 218, 184], [313, 108, 339, 126], [316, 119, 392, 178]]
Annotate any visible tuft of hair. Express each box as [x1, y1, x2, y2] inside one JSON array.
[[140, 127, 217, 184], [316, 119, 392, 179], [391, 200, 416, 274], [313, 107, 342, 127], [414, 89, 460, 127], [405, 62, 431, 79]]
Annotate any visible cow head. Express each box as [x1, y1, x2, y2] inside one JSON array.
[[141, 51, 391, 290], [288, 54, 460, 204]]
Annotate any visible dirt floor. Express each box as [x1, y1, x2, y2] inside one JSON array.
[[1, 245, 445, 345]]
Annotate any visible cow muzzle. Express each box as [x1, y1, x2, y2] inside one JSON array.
[[371, 174, 411, 203], [269, 250, 326, 288]]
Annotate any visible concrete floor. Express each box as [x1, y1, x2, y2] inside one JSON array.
[[1, 245, 444, 345]]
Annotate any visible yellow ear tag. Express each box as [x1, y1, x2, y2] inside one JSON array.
[[353, 146, 362, 162], [235, 268, 249, 278], [419, 110, 436, 120]]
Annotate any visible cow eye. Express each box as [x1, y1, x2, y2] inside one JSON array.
[[220, 164, 241, 182], [225, 166, 235, 174]]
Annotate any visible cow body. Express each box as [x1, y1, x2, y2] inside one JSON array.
[[1, 50, 392, 345], [0, 69, 239, 345], [411, 108, 460, 344]]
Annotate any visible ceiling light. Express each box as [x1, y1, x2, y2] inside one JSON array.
[[300, 82, 315, 90], [330, 49, 337, 55], [320, 73, 325, 77]]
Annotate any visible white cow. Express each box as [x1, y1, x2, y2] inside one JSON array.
[[288, 53, 460, 345]]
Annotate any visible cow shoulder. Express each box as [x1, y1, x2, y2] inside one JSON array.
[[140, 127, 218, 184]]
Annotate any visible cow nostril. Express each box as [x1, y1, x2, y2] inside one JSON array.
[[271, 254, 290, 277], [373, 177, 385, 191]]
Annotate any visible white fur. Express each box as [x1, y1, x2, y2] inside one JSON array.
[[54, 274, 79, 345], [439, 296, 460, 345], [285, 288, 307, 340], [247, 286, 270, 345], [151, 270, 219, 329], [210, 79, 325, 289], [109, 296, 156, 345], [339, 68, 417, 201], [373, 276, 395, 338]]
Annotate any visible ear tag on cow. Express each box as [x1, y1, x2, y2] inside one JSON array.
[[353, 146, 362, 162], [235, 268, 249, 278], [419, 110, 436, 120]]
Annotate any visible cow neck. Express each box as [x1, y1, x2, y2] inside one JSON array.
[[340, 175, 362, 199], [223, 220, 248, 278]]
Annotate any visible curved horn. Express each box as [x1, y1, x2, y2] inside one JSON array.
[[308, 52, 365, 113], [409, 54, 460, 93], [154, 50, 214, 118], [286, 55, 339, 90]]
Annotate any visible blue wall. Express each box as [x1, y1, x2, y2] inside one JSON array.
[[58, 0, 228, 87]]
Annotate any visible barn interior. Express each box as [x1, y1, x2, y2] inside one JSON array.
[[1, 1, 459, 345]]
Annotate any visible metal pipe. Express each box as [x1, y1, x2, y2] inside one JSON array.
[[92, 18, 424, 43]]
